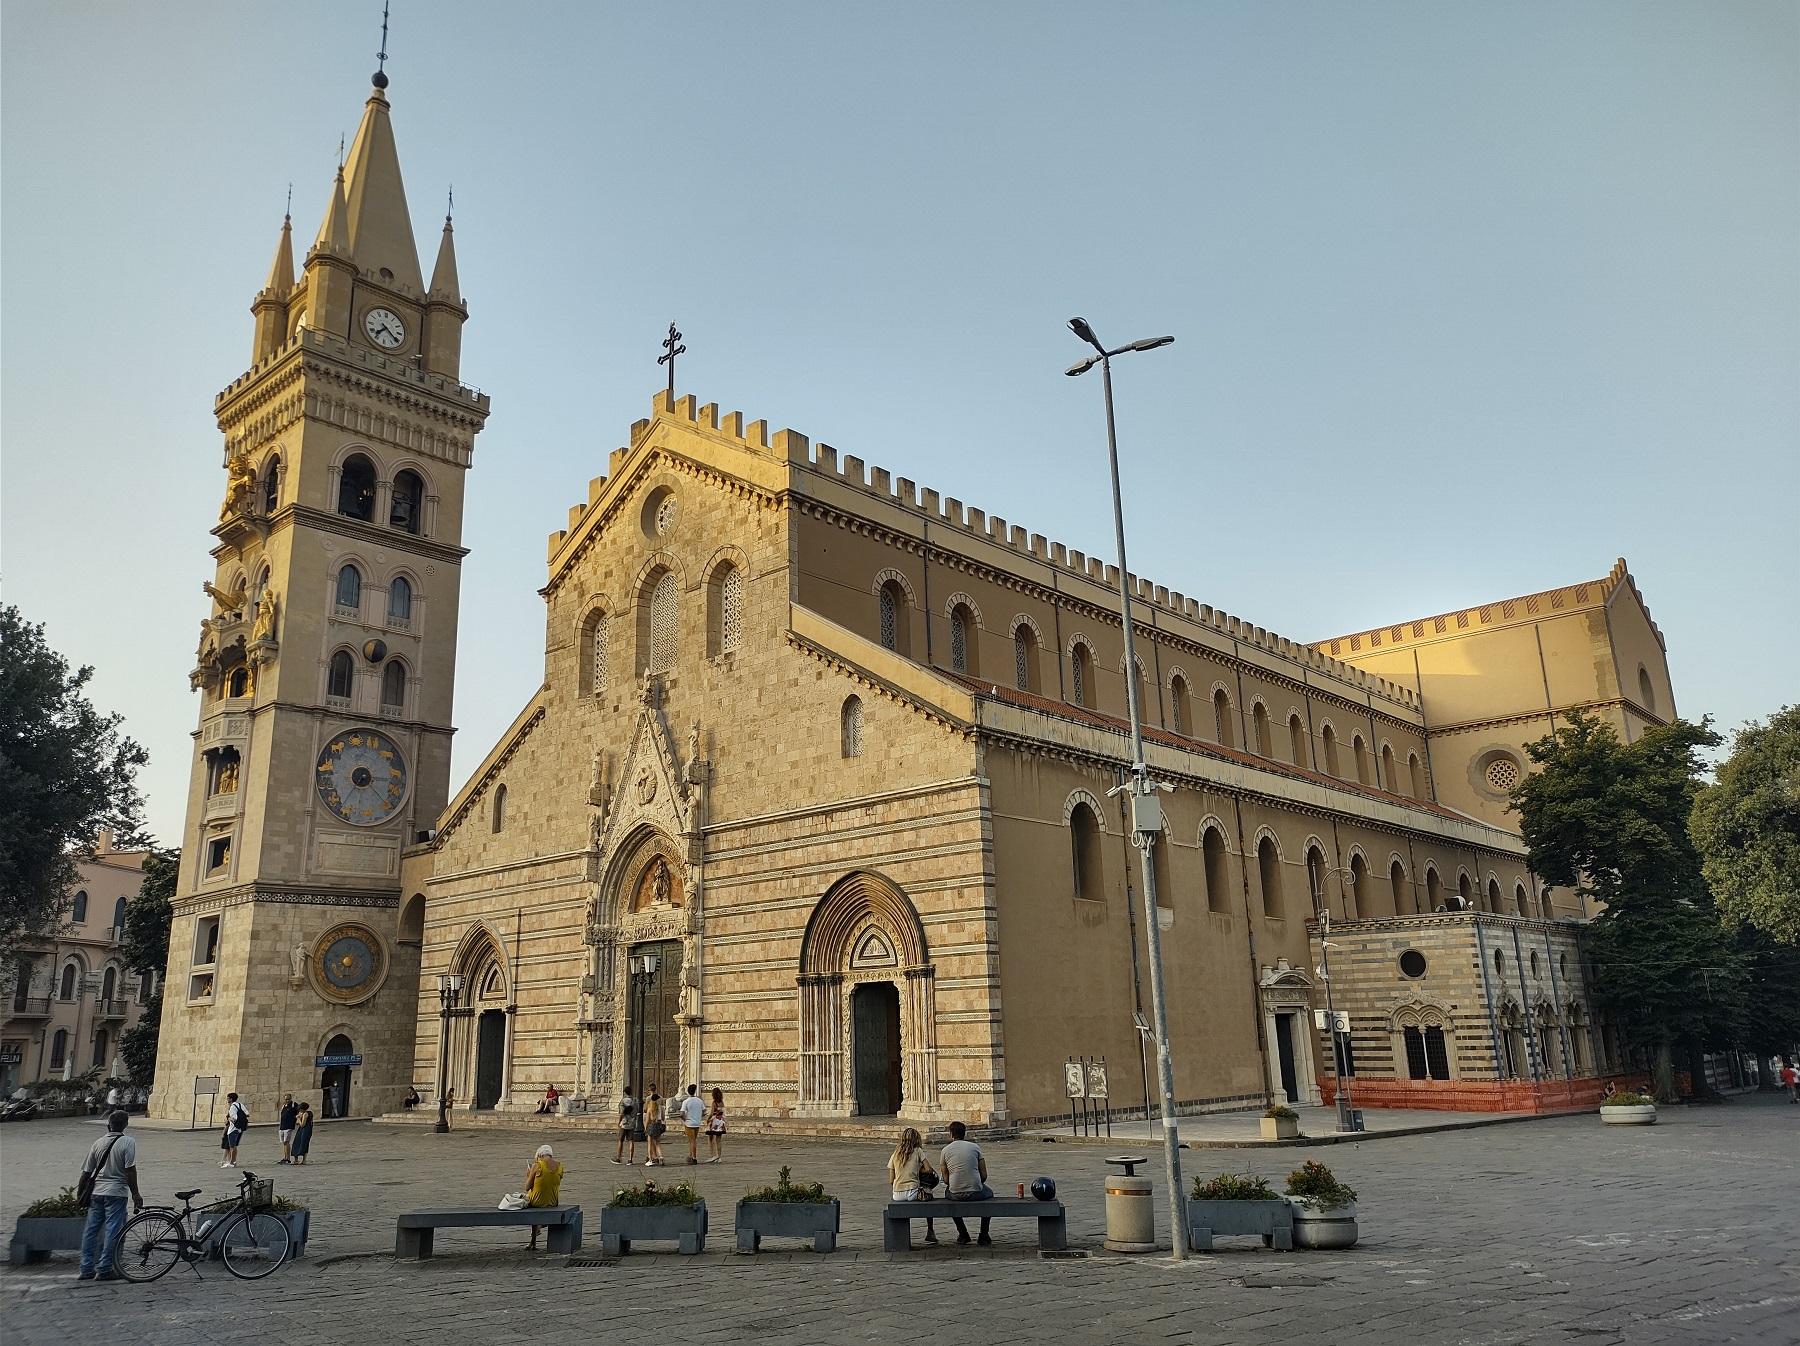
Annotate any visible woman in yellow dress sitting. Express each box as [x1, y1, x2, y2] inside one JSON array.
[[525, 1144, 563, 1250]]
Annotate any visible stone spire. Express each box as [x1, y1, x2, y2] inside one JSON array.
[[314, 164, 351, 258], [340, 79, 423, 292], [428, 211, 460, 302], [264, 212, 295, 296], [250, 211, 296, 362]]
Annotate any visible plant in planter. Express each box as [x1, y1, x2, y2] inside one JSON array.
[[1187, 1172, 1294, 1251], [602, 1179, 707, 1255], [1598, 1090, 1657, 1126], [1261, 1104, 1301, 1141], [1284, 1159, 1359, 1249], [735, 1166, 840, 1253], [9, 1188, 88, 1266]]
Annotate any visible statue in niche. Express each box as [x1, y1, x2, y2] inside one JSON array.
[[587, 745, 608, 807], [634, 855, 679, 911], [252, 587, 278, 643], [215, 757, 240, 795], [219, 448, 255, 521], [289, 944, 309, 982]]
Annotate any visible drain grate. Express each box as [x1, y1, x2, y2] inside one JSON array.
[[1038, 1248, 1091, 1260], [1238, 1272, 1333, 1288], [565, 1256, 619, 1269]]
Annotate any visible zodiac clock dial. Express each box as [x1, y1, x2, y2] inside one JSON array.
[[315, 731, 408, 825], [312, 923, 386, 1005]]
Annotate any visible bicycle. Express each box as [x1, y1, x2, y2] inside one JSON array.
[[114, 1171, 292, 1282]]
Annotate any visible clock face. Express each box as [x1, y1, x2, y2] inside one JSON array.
[[311, 923, 387, 1005], [315, 730, 408, 825], [364, 307, 406, 349]]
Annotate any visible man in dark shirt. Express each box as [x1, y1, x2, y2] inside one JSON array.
[[278, 1095, 298, 1164]]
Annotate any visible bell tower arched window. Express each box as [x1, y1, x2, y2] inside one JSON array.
[[381, 659, 407, 712], [261, 458, 281, 514], [337, 454, 376, 521], [387, 575, 413, 624], [335, 564, 362, 613], [390, 470, 424, 534], [328, 650, 355, 701]]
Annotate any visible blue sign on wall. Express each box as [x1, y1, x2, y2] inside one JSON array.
[[315, 1054, 363, 1068]]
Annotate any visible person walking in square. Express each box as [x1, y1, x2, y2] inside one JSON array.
[[220, 1092, 249, 1168], [679, 1084, 707, 1164], [888, 1126, 940, 1246], [705, 1086, 726, 1163], [939, 1120, 993, 1245], [78, 1111, 143, 1281], [289, 1099, 314, 1164], [613, 1085, 640, 1164], [644, 1088, 666, 1166], [277, 1094, 298, 1164], [1783, 1060, 1798, 1102]]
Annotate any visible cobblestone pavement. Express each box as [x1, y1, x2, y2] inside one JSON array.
[[4, 1094, 1796, 1345]]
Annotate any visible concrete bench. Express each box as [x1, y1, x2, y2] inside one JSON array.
[[882, 1198, 1066, 1252], [394, 1206, 582, 1259]]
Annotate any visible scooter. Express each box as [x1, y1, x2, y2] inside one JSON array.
[[0, 1097, 42, 1122]]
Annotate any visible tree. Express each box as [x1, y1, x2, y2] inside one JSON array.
[[119, 850, 177, 1089], [1514, 710, 1744, 1101], [0, 606, 148, 962], [1692, 706, 1800, 945]]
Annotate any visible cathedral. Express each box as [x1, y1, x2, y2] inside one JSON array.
[[151, 70, 1671, 1129]]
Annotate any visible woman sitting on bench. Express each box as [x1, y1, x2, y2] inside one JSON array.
[[887, 1127, 940, 1246], [524, 1144, 563, 1251]]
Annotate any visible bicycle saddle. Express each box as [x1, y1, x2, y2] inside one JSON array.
[[176, 1188, 202, 1200]]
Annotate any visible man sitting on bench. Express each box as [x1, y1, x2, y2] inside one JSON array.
[[939, 1121, 993, 1246]]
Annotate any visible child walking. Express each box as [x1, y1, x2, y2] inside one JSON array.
[[705, 1086, 726, 1163]]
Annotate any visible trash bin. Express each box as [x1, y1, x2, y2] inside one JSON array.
[[1102, 1155, 1156, 1253]]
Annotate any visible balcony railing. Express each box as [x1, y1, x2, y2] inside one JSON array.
[[93, 999, 128, 1020], [7, 997, 53, 1019]]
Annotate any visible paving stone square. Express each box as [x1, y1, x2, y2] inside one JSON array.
[[3, 1095, 1796, 1345]]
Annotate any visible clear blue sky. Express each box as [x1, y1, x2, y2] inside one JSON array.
[[4, 1, 1795, 845]]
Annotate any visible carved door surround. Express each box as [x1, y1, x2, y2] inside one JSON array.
[[1258, 959, 1322, 1106], [796, 872, 939, 1118]]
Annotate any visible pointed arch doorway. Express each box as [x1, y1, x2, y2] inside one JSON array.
[[851, 981, 902, 1116]]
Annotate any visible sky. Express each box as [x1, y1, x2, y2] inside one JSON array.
[[3, 1, 1795, 847]]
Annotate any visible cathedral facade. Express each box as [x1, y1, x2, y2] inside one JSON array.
[[154, 73, 1670, 1128]]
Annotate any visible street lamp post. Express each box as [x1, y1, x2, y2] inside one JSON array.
[[1065, 317, 1188, 1259], [628, 952, 660, 1141], [1311, 889, 1362, 1133], [435, 973, 463, 1134]]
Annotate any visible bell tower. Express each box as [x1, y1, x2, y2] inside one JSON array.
[[150, 67, 490, 1122]]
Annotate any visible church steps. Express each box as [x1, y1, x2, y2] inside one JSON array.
[[372, 1109, 1019, 1143]]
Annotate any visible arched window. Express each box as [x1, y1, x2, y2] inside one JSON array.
[[1070, 802, 1103, 900], [226, 667, 251, 698], [492, 783, 507, 833], [1070, 643, 1093, 708], [647, 570, 679, 673], [841, 696, 864, 758], [1426, 867, 1443, 911], [1515, 883, 1530, 918], [1458, 873, 1474, 909], [71, 890, 88, 923], [381, 659, 407, 712], [1203, 827, 1230, 913], [1151, 830, 1173, 913], [93, 1028, 109, 1070], [1212, 689, 1235, 748], [335, 564, 362, 612], [1348, 853, 1369, 919], [1353, 734, 1369, 784], [50, 1029, 68, 1069], [1381, 744, 1396, 792], [1541, 890, 1555, 920], [101, 967, 116, 1002], [719, 566, 744, 655], [261, 458, 280, 513], [1013, 624, 1039, 692], [1321, 725, 1339, 777], [1253, 703, 1271, 757], [1487, 878, 1502, 914], [388, 575, 413, 623], [1638, 666, 1656, 715], [949, 603, 977, 675], [1386, 860, 1407, 914], [1306, 847, 1328, 916], [877, 579, 910, 656], [328, 650, 355, 700], [389, 469, 424, 533], [589, 611, 610, 695], [59, 964, 78, 1000], [1169, 675, 1190, 735], [398, 894, 426, 944], [1289, 714, 1308, 767], [1409, 753, 1426, 799], [113, 897, 127, 930], [1258, 836, 1282, 918], [337, 454, 376, 520]]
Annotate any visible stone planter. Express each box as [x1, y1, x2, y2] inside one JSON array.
[[734, 1199, 840, 1253], [194, 1208, 310, 1261], [1186, 1199, 1294, 1251], [1287, 1197, 1358, 1249], [9, 1216, 86, 1265], [1600, 1103, 1657, 1126], [1260, 1115, 1300, 1140], [601, 1200, 708, 1255]]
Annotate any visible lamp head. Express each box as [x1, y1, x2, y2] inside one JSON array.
[[1067, 316, 1104, 353], [644, 953, 660, 974], [1129, 335, 1175, 352], [1065, 356, 1100, 377]]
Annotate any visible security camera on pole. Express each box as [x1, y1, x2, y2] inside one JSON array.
[[1065, 317, 1188, 1258]]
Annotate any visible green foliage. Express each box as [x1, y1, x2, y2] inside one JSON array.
[[743, 1165, 834, 1204], [1736, 929, 1800, 1059], [608, 1179, 702, 1208], [22, 1188, 85, 1218], [117, 850, 177, 1088], [1285, 1160, 1357, 1209], [1192, 1172, 1278, 1201], [120, 994, 162, 1088], [1603, 1092, 1654, 1107], [0, 606, 149, 962], [1263, 1104, 1298, 1120], [25, 1070, 100, 1106], [1692, 707, 1800, 945], [1515, 711, 1745, 1099]]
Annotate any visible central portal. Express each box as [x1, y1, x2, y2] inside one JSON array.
[[851, 981, 902, 1116], [626, 939, 685, 1101]]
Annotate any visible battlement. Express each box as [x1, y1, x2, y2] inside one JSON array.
[[1312, 557, 1658, 658], [215, 325, 490, 412]]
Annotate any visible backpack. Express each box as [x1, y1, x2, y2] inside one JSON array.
[[77, 1135, 123, 1208], [230, 1100, 249, 1129]]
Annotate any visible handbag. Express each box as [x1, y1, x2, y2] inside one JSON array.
[[918, 1166, 939, 1191], [648, 1120, 667, 1137], [497, 1193, 529, 1210], [77, 1136, 122, 1208]]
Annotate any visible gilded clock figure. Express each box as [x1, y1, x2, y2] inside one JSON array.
[[314, 731, 408, 825]]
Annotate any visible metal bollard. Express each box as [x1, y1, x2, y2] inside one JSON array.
[[1102, 1155, 1157, 1252]]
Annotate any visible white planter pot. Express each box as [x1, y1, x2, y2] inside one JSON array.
[[1260, 1116, 1300, 1140], [1600, 1104, 1657, 1126], [1287, 1197, 1358, 1249]]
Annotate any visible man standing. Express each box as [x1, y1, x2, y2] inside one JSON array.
[[221, 1092, 248, 1168], [78, 1111, 143, 1281], [1783, 1059, 1798, 1103], [278, 1094, 298, 1164], [939, 1121, 994, 1246], [680, 1084, 707, 1164]]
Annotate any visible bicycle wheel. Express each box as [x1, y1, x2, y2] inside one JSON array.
[[219, 1210, 290, 1279], [115, 1210, 183, 1283]]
